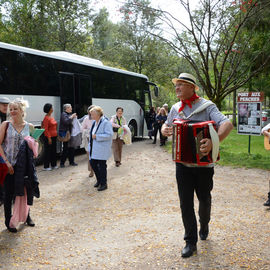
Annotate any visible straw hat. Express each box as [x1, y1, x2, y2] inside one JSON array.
[[172, 73, 199, 91]]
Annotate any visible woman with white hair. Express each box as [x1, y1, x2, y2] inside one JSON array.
[[0, 98, 39, 232], [59, 104, 77, 168], [89, 106, 113, 191]]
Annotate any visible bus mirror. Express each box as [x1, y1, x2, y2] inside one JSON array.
[[154, 86, 159, 97]]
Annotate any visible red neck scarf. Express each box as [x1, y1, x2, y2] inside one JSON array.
[[178, 93, 200, 113]]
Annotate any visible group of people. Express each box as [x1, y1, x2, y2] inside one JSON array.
[[41, 104, 130, 191], [147, 104, 169, 146], [0, 71, 269, 260], [42, 102, 78, 171], [0, 96, 131, 232]]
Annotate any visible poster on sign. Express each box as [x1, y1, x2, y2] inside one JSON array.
[[237, 92, 263, 135]]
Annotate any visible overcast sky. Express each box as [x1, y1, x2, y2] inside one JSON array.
[[94, 0, 200, 25]]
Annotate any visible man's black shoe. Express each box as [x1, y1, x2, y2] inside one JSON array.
[[97, 184, 107, 191], [26, 215, 35, 227], [60, 164, 65, 168], [263, 198, 270, 207], [94, 182, 100, 188], [181, 243, 197, 258], [199, 224, 209, 240], [70, 162, 78, 166]]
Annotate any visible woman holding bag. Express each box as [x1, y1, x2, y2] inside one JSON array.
[[110, 107, 127, 167], [59, 104, 77, 168], [0, 98, 39, 233]]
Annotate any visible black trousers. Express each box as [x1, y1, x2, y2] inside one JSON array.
[[90, 159, 107, 186], [153, 124, 166, 144], [44, 136, 57, 168], [0, 185, 4, 203], [176, 163, 214, 245], [60, 141, 75, 165], [3, 173, 15, 225]]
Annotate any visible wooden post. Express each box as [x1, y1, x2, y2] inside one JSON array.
[[233, 90, 237, 126]]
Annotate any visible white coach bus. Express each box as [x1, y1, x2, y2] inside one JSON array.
[[0, 42, 158, 163]]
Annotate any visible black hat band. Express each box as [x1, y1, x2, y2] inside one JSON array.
[[178, 76, 195, 84]]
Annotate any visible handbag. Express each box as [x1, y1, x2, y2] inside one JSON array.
[[113, 116, 121, 132], [57, 130, 71, 142]]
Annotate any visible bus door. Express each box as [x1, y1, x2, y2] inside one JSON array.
[[144, 90, 152, 136], [59, 72, 92, 118]]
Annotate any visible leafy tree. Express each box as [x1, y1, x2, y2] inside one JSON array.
[[127, 0, 270, 109], [46, 0, 92, 52], [240, 0, 270, 97], [114, 0, 161, 74], [86, 7, 120, 62], [0, 0, 93, 53], [0, 0, 49, 49]]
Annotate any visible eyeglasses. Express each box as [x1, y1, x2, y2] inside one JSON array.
[[175, 83, 192, 88]]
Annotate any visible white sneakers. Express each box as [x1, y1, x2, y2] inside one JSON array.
[[43, 166, 58, 171]]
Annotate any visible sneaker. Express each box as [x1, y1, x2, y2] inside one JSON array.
[[52, 166, 59, 170], [43, 167, 52, 171]]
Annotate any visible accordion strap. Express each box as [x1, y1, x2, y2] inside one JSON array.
[[185, 100, 214, 119], [208, 122, 219, 162]]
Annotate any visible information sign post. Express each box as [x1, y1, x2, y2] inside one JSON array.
[[237, 92, 264, 154]]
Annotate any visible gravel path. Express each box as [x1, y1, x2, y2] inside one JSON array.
[[0, 139, 269, 269]]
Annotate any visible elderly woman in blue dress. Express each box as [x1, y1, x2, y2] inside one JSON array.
[[89, 106, 113, 191]]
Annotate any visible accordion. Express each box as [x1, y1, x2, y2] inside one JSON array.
[[172, 120, 219, 165]]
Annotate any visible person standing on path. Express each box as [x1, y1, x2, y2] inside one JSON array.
[[146, 106, 156, 140], [42, 103, 58, 171], [0, 98, 39, 232], [162, 73, 233, 258], [154, 107, 167, 146], [110, 107, 127, 167], [59, 104, 77, 168], [89, 106, 113, 191], [261, 123, 270, 207], [0, 97, 10, 206], [81, 105, 95, 177]]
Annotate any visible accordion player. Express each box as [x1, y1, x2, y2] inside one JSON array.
[[172, 119, 220, 165]]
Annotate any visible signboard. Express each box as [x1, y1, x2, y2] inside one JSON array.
[[237, 92, 263, 135]]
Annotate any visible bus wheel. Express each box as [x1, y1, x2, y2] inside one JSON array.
[[128, 121, 137, 141], [35, 135, 46, 165]]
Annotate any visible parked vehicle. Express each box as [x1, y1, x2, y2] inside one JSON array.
[[0, 42, 159, 163], [262, 110, 270, 127]]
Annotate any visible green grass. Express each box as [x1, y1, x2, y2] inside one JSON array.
[[165, 128, 270, 170]]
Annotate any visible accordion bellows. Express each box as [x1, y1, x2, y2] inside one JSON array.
[[172, 120, 220, 165]]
